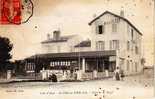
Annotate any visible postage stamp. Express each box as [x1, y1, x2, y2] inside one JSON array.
[[0, 0, 21, 24], [0, 0, 33, 25]]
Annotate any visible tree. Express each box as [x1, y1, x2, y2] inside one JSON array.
[[14, 60, 26, 75], [0, 36, 13, 72]]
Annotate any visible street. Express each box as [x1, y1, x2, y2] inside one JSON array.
[[0, 74, 153, 99]]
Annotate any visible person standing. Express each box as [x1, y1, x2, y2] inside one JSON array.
[[114, 67, 120, 81], [120, 69, 125, 81]]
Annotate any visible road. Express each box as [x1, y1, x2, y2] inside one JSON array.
[[0, 75, 153, 99]]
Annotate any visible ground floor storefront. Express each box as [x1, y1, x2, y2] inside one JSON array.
[[24, 50, 117, 80]]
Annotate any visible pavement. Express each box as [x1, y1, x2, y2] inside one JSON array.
[[0, 73, 154, 99], [0, 78, 34, 84]]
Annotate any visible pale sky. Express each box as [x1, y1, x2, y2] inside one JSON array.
[[0, 0, 154, 66]]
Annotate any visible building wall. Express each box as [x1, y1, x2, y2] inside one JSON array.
[[41, 42, 69, 53], [90, 13, 123, 51], [123, 22, 142, 75], [90, 13, 142, 75], [67, 35, 82, 52], [74, 47, 91, 52], [41, 35, 81, 53], [40, 13, 142, 76]]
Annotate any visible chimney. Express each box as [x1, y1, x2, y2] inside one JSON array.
[[120, 10, 124, 17], [53, 30, 60, 40], [47, 33, 50, 40]]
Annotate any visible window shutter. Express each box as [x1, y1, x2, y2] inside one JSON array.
[[96, 26, 98, 34], [110, 40, 112, 50]]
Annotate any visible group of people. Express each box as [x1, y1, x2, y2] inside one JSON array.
[[47, 67, 124, 81], [49, 73, 57, 82], [114, 67, 125, 81]]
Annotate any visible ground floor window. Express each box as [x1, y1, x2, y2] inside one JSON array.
[[85, 60, 95, 72], [97, 60, 104, 72], [85, 59, 115, 72], [109, 62, 116, 72]]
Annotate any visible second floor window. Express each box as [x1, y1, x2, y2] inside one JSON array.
[[135, 46, 139, 54], [127, 60, 130, 71], [127, 41, 130, 51], [96, 41, 105, 51], [112, 23, 117, 32], [97, 25, 104, 34], [110, 40, 119, 50], [135, 62, 138, 72], [131, 29, 134, 40]]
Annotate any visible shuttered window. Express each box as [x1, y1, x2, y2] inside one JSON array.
[[112, 23, 117, 32], [96, 41, 105, 51], [109, 40, 119, 50], [96, 25, 105, 34]]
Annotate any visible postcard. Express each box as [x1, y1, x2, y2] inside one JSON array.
[[0, 0, 154, 99]]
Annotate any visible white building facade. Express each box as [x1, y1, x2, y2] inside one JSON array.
[[25, 11, 143, 80], [88, 11, 142, 75], [41, 30, 81, 54]]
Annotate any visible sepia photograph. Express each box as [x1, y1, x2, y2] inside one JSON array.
[[0, 0, 154, 99]]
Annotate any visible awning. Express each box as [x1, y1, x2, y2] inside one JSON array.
[[28, 50, 116, 59]]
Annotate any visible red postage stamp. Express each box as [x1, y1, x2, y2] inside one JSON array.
[[0, 0, 21, 24]]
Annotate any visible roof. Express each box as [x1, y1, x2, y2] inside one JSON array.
[[74, 40, 91, 47], [88, 11, 142, 35], [41, 35, 76, 44], [28, 50, 116, 59]]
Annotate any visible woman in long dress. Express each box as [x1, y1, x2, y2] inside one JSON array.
[[114, 67, 120, 81]]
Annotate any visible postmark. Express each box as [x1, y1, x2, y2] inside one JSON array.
[[0, 0, 33, 25]]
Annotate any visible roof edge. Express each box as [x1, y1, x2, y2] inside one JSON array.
[[88, 11, 142, 36]]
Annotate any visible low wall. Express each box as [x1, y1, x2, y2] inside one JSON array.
[[81, 72, 93, 80], [81, 71, 114, 80]]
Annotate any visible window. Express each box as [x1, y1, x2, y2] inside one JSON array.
[[127, 60, 130, 71], [99, 25, 103, 34], [132, 62, 134, 72], [97, 25, 104, 34], [68, 61, 70, 66], [131, 29, 134, 40], [135, 62, 138, 72], [96, 41, 105, 51], [65, 61, 68, 66], [62, 62, 65, 66], [97, 61, 104, 72], [60, 61, 63, 66], [54, 62, 57, 66], [50, 62, 53, 66], [135, 46, 138, 54], [29, 63, 31, 70], [127, 41, 130, 51], [110, 40, 119, 50], [112, 23, 117, 32], [57, 61, 60, 65], [127, 25, 130, 34]]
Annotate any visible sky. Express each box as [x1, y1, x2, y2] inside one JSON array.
[[0, 0, 154, 66]]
